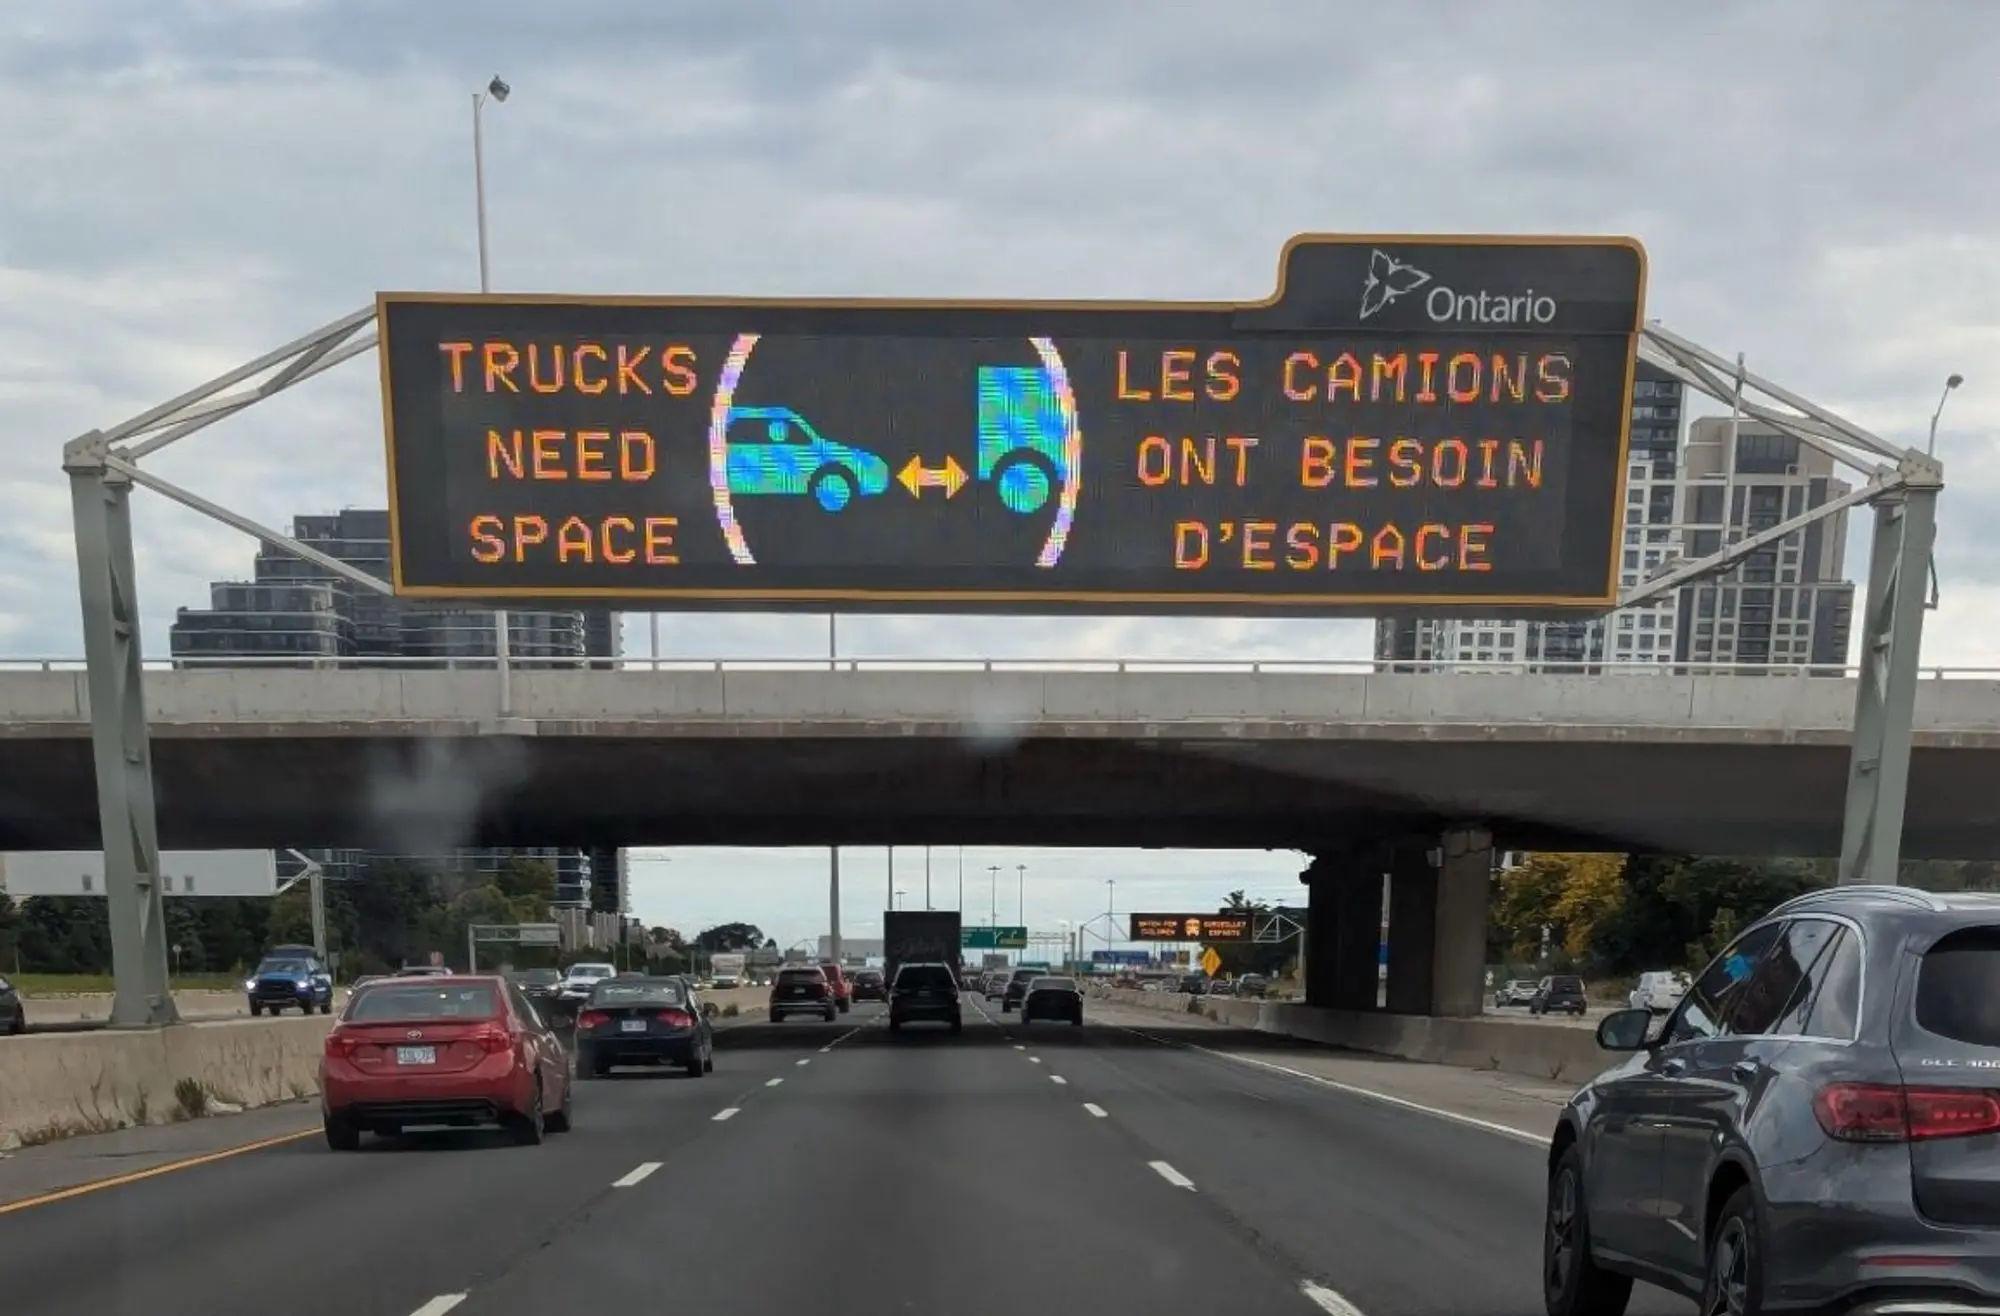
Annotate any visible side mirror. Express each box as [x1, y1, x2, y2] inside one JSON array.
[[1596, 1007, 1654, 1052]]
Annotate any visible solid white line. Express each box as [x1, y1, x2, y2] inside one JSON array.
[[1105, 1022, 1545, 1146], [611, 1162, 661, 1188], [765, 1077, 784, 1087], [712, 1107, 740, 1121], [820, 1026, 860, 1052], [1299, 1279, 1367, 1316], [1148, 1160, 1196, 1191], [1050, 1075, 1068, 1085], [795, 1058, 810, 1066], [408, 1298, 467, 1316], [1083, 1102, 1108, 1118]]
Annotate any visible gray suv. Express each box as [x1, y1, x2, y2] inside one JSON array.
[[1545, 885, 2000, 1316]]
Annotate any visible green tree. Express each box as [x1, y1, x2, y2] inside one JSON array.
[[696, 922, 766, 953]]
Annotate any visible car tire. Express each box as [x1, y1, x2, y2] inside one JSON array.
[[684, 1049, 704, 1078], [1702, 1185, 1764, 1316], [544, 1086, 572, 1134], [703, 1048, 715, 1073], [7, 1009, 23, 1036], [889, 1018, 902, 1033], [838, 1000, 850, 1014], [511, 1083, 546, 1146], [823, 1007, 836, 1021], [249, 1001, 262, 1017], [1544, 1143, 1632, 1316], [324, 1114, 361, 1152], [807, 465, 857, 513], [950, 1015, 963, 1034]]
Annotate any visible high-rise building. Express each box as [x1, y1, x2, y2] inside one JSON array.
[[168, 508, 623, 907], [1374, 360, 1690, 670], [1674, 419, 1854, 671]]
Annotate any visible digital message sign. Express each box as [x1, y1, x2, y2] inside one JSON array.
[[1128, 914, 1256, 942], [378, 234, 1645, 613]]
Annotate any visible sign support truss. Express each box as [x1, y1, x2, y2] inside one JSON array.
[[1628, 324, 1943, 884], [58, 307, 1942, 1022]]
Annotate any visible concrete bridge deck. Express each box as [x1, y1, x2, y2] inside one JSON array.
[[2, 665, 1996, 855]]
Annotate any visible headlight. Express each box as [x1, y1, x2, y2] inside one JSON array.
[[243, 980, 257, 991]]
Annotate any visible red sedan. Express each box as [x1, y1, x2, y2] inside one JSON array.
[[320, 975, 572, 1150]]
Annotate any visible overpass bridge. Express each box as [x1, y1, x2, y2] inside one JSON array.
[[3, 658, 1998, 857]]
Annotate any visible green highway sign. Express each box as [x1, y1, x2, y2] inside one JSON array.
[[961, 926, 1029, 950]]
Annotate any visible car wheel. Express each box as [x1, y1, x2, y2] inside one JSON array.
[[510, 1082, 546, 1146], [7, 1008, 23, 1035], [889, 1018, 902, 1032], [323, 1114, 361, 1152], [544, 1084, 572, 1134], [838, 1000, 850, 1014], [576, 1048, 601, 1079], [249, 1001, 261, 1017], [1701, 1185, 1763, 1316], [808, 465, 857, 512], [950, 1015, 963, 1034], [684, 1049, 704, 1078], [823, 1007, 836, 1021], [1544, 1143, 1632, 1316], [703, 1047, 715, 1074]]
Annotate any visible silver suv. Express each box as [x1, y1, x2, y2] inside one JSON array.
[[1545, 886, 2000, 1316]]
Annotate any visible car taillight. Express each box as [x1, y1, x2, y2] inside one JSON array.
[[323, 1029, 358, 1058], [658, 1008, 695, 1029], [1814, 1083, 2000, 1142], [577, 1011, 609, 1031], [471, 1022, 514, 1054]]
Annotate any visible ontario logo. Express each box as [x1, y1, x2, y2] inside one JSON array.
[[1358, 248, 1557, 326]]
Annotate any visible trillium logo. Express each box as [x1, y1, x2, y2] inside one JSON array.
[[1358, 249, 1431, 321], [1358, 247, 1561, 326]]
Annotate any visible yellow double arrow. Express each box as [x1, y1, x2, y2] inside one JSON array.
[[896, 455, 968, 499]]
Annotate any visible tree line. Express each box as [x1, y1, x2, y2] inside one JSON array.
[[1489, 854, 2000, 977], [0, 855, 777, 982]]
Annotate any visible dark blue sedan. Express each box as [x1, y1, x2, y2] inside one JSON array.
[[575, 977, 714, 1078]]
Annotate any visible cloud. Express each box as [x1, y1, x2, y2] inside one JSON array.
[[3, 0, 1994, 925]]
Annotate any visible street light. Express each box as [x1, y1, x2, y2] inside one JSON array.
[[1016, 863, 1026, 927], [472, 75, 513, 712], [894, 889, 907, 911], [1927, 373, 1965, 456], [987, 865, 999, 925]]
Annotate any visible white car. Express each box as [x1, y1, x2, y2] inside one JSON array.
[[559, 962, 617, 1002], [1626, 969, 1690, 1013]]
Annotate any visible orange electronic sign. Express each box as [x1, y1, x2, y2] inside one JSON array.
[[1128, 914, 1256, 942], [377, 234, 1645, 613]]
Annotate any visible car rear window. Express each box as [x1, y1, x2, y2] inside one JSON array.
[[348, 983, 500, 1022], [896, 965, 955, 989], [1031, 977, 1077, 992], [590, 980, 688, 1007], [1550, 976, 1585, 991], [1915, 926, 2000, 1047], [779, 968, 825, 984]]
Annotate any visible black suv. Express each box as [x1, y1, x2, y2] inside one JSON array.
[[1544, 886, 2000, 1316], [888, 962, 961, 1033], [1530, 975, 1588, 1017]]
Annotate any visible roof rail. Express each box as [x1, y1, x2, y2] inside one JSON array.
[[1770, 885, 1948, 917]]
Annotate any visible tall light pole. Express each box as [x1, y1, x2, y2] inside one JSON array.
[[987, 865, 999, 926], [472, 75, 513, 713], [1016, 863, 1026, 927], [924, 845, 932, 910], [957, 845, 964, 912], [1927, 373, 1965, 456], [894, 889, 907, 911]]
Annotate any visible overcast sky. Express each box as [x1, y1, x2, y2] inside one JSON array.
[[3, 1, 1996, 945]]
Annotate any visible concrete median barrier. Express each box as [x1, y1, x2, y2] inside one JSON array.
[[1097, 988, 1610, 1086], [0, 1016, 334, 1150]]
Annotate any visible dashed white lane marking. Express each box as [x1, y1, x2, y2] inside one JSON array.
[[795, 1058, 810, 1066], [1104, 1020, 1544, 1146], [1083, 1102, 1109, 1118], [1050, 1075, 1068, 1085], [1013, 1044, 1026, 1051], [765, 1077, 784, 1087], [1028, 1056, 1042, 1064], [1149, 1160, 1196, 1191], [611, 1162, 661, 1188], [819, 1026, 861, 1053], [712, 1107, 740, 1121], [1299, 1279, 1367, 1315], [408, 1297, 467, 1316]]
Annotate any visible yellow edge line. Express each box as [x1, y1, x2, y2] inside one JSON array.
[[0, 1127, 318, 1216]]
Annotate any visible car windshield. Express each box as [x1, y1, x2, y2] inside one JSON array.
[[256, 959, 309, 974], [1030, 977, 1077, 992], [346, 983, 500, 1022], [566, 964, 614, 980], [589, 980, 688, 1007]]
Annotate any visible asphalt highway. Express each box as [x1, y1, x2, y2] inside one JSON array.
[[0, 998, 1684, 1316]]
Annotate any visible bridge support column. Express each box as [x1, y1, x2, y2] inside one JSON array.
[[64, 435, 177, 1028], [1384, 841, 1437, 1016], [1301, 852, 1383, 1011]]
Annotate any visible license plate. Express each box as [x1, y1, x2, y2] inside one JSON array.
[[395, 1046, 435, 1066], [789, 988, 806, 996], [620, 1019, 647, 1033]]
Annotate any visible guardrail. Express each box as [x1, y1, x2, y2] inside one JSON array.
[[0, 655, 1992, 679]]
